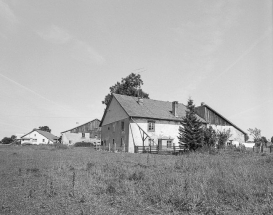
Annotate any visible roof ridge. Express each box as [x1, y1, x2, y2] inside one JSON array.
[[113, 93, 186, 106]]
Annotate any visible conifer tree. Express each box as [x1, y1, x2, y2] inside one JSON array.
[[178, 98, 204, 151]]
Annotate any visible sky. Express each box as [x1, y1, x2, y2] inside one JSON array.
[[0, 0, 272, 140]]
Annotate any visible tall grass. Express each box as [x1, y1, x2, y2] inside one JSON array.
[[0, 145, 272, 214]]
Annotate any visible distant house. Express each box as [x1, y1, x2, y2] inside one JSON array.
[[21, 130, 58, 145], [61, 119, 101, 145], [100, 94, 247, 153]]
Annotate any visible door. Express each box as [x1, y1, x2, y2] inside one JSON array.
[[158, 139, 162, 150]]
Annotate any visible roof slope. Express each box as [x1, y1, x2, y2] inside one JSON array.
[[36, 130, 58, 142], [21, 130, 58, 142], [61, 118, 100, 133], [112, 94, 206, 123]]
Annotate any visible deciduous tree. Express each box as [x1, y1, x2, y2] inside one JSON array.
[[247, 128, 261, 143], [37, 126, 51, 133], [102, 73, 149, 106]]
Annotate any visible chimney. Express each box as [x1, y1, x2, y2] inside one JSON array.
[[172, 101, 178, 117], [201, 102, 205, 106], [137, 98, 143, 105]]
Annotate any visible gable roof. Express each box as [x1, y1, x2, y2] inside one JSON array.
[[196, 103, 246, 135], [61, 118, 100, 133], [21, 130, 58, 142], [100, 94, 206, 124]]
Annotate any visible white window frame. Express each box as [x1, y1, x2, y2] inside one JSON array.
[[148, 121, 155, 132]]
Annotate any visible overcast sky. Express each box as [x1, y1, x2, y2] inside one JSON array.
[[0, 0, 272, 140]]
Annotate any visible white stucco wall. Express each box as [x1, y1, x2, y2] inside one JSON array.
[[128, 118, 181, 153], [101, 97, 128, 126], [21, 131, 53, 145], [62, 132, 101, 145]]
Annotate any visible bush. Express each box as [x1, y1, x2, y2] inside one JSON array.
[[53, 142, 69, 149], [74, 142, 93, 147]]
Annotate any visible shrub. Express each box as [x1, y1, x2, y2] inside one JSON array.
[[53, 142, 69, 149], [74, 142, 93, 147], [217, 129, 232, 148], [203, 126, 217, 147]]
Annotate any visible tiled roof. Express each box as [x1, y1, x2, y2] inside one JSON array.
[[36, 130, 58, 142], [113, 94, 206, 123]]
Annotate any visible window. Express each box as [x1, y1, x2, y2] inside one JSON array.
[[113, 123, 115, 132], [148, 121, 155, 132], [167, 140, 172, 148], [69, 140, 72, 144], [108, 127, 110, 130], [121, 121, 125, 131], [82, 133, 85, 138], [42, 139, 45, 142], [33, 139, 37, 142]]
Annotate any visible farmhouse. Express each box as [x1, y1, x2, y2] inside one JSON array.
[[61, 119, 101, 145], [100, 94, 247, 153], [21, 130, 58, 145]]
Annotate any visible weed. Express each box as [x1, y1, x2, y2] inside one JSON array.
[[86, 162, 95, 171], [18, 168, 22, 176], [128, 170, 145, 181], [106, 183, 116, 194]]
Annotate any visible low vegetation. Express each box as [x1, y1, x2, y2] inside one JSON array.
[[0, 145, 273, 214]]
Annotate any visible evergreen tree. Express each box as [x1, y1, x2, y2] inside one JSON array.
[[178, 98, 204, 151]]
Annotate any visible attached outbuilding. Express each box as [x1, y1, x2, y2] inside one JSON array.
[[61, 119, 101, 145]]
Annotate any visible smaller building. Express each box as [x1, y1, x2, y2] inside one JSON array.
[[61, 119, 101, 145], [21, 130, 58, 145]]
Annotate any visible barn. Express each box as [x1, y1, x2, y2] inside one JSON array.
[[61, 119, 101, 145]]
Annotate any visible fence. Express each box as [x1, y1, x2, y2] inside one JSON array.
[[134, 145, 188, 155], [253, 145, 273, 153]]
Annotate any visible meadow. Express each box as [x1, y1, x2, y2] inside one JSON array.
[[0, 145, 273, 215]]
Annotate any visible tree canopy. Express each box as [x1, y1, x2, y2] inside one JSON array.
[[178, 98, 204, 151], [37, 126, 51, 133], [247, 128, 261, 143], [102, 73, 149, 106], [1, 135, 16, 144]]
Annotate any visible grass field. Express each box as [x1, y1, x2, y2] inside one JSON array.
[[0, 145, 273, 215]]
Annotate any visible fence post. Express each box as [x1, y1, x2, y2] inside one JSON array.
[[174, 146, 176, 154], [150, 145, 151, 153]]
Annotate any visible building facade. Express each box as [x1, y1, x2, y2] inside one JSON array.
[[100, 94, 247, 153]]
